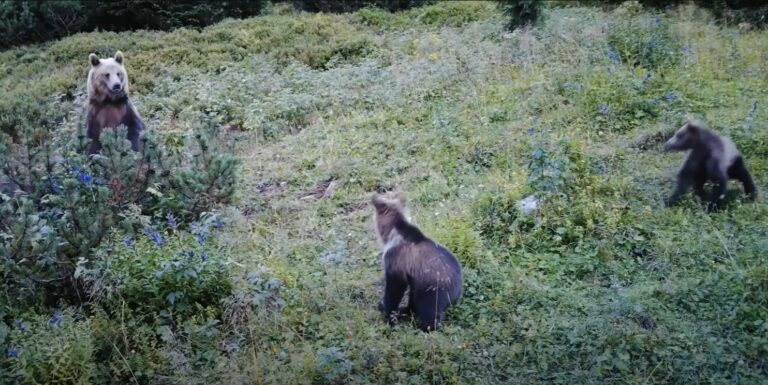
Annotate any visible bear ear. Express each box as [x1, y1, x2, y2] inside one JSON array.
[[370, 194, 388, 212], [686, 121, 702, 133], [89, 53, 100, 67], [114, 51, 124, 65]]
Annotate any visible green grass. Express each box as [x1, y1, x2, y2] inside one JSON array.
[[2, 1, 768, 384]]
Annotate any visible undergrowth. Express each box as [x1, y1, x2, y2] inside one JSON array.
[[1, 1, 767, 384]]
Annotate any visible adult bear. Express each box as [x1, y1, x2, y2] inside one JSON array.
[[86, 51, 144, 154]]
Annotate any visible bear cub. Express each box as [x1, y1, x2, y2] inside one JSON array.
[[86, 51, 145, 155], [664, 120, 757, 211], [371, 192, 462, 332]]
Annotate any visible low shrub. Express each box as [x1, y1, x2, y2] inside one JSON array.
[[607, 14, 681, 69], [0, 116, 239, 307], [0, 0, 269, 49], [497, 0, 544, 31], [580, 69, 682, 133], [2, 309, 95, 385], [77, 216, 233, 319], [292, 0, 432, 13]]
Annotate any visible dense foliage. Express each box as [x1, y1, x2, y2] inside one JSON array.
[[496, 0, 543, 30], [1, 1, 768, 384], [292, 0, 434, 13], [497, 0, 768, 30], [0, 0, 269, 49]]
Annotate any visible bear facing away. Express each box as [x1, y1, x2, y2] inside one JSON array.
[[86, 51, 144, 155], [371, 192, 462, 332], [664, 120, 757, 211]]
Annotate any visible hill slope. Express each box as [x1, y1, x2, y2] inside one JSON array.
[[1, 2, 767, 384]]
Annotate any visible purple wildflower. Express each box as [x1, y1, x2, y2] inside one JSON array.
[[191, 221, 209, 245], [48, 175, 63, 194], [14, 320, 26, 331], [79, 172, 93, 186], [145, 226, 164, 246], [124, 235, 134, 247], [607, 49, 621, 65], [7, 348, 18, 358], [50, 311, 63, 327], [150, 232, 164, 247], [598, 103, 611, 114], [214, 217, 224, 230], [663, 92, 679, 102], [654, 17, 662, 26], [166, 213, 177, 230], [196, 232, 207, 245]]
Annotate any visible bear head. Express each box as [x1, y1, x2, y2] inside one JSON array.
[[87, 51, 129, 103], [665, 120, 703, 152]]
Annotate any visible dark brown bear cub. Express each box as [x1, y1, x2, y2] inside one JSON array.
[[86, 51, 145, 155], [371, 192, 462, 332], [664, 120, 757, 211]]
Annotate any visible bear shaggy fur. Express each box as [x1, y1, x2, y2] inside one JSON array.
[[664, 120, 757, 211], [371, 192, 462, 332], [86, 51, 144, 155]]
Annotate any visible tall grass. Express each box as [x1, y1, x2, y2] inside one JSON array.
[[1, 2, 767, 384]]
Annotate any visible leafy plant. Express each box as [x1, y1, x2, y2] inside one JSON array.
[[607, 15, 681, 69], [0, 0, 269, 49], [2, 309, 95, 385], [292, 0, 433, 13], [497, 0, 543, 30], [0, 117, 239, 306], [77, 217, 233, 320]]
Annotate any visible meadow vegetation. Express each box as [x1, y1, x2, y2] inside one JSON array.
[[1, 1, 767, 384]]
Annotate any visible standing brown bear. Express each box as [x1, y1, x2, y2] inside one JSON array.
[[86, 51, 144, 155]]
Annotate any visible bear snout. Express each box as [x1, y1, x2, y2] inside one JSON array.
[[111, 83, 122, 92]]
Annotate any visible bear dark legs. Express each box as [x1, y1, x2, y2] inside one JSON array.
[[705, 159, 728, 212], [126, 126, 141, 152], [729, 156, 757, 200], [87, 124, 103, 154], [692, 170, 707, 201], [412, 288, 452, 332], [123, 105, 145, 152], [666, 171, 694, 207], [381, 274, 407, 325]]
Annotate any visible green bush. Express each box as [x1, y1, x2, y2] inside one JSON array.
[[3, 309, 95, 385], [0, 0, 89, 49], [0, 0, 269, 49], [0, 116, 239, 307], [86, 0, 269, 31], [77, 216, 233, 319], [497, 0, 543, 30], [292, 0, 432, 13], [580, 69, 681, 133], [607, 15, 681, 69]]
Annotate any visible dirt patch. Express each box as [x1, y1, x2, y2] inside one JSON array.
[[300, 177, 340, 200]]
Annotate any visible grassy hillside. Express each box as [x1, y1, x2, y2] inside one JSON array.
[[2, 1, 768, 384]]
